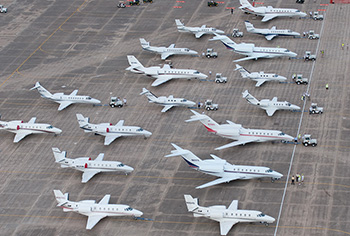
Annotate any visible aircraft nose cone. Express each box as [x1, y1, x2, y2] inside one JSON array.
[[265, 215, 275, 223], [285, 134, 294, 141], [125, 165, 134, 173], [93, 99, 101, 104], [144, 131, 152, 137], [54, 128, 63, 134], [275, 172, 283, 179], [292, 105, 301, 110], [200, 73, 208, 79], [190, 50, 198, 55], [300, 12, 307, 17], [289, 52, 297, 57], [216, 30, 225, 34], [134, 210, 143, 217]]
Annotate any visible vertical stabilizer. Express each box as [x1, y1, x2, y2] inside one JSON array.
[[185, 110, 220, 132], [175, 19, 185, 30], [126, 55, 145, 71], [184, 195, 199, 212], [165, 143, 202, 168], [242, 90, 260, 105], [76, 114, 90, 127], [53, 190, 68, 204], [139, 38, 150, 49], [30, 82, 52, 98], [140, 88, 158, 101], [235, 64, 250, 78]]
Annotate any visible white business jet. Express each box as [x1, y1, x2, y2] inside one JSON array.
[[126, 55, 208, 86], [185, 110, 294, 150], [244, 21, 300, 40], [52, 148, 134, 183], [30, 82, 101, 111], [140, 38, 198, 60], [209, 34, 297, 62], [242, 90, 301, 116], [184, 194, 275, 235], [76, 114, 152, 145], [0, 115, 62, 143], [140, 88, 196, 112], [175, 19, 225, 38], [239, 0, 307, 22], [53, 190, 143, 230], [235, 64, 287, 87], [166, 143, 283, 189]]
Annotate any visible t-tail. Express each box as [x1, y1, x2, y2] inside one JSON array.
[[126, 55, 145, 71], [239, 0, 254, 10], [53, 190, 69, 204], [140, 88, 157, 102], [244, 21, 255, 32], [165, 143, 202, 168], [209, 34, 236, 50], [235, 64, 250, 78], [185, 110, 220, 133], [184, 194, 199, 212], [52, 147, 69, 167], [76, 114, 90, 130], [30, 82, 52, 98], [175, 19, 185, 30], [242, 90, 259, 105], [139, 38, 150, 49]]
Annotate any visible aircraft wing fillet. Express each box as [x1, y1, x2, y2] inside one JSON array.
[[265, 34, 277, 40], [255, 80, 267, 87], [195, 32, 205, 38]]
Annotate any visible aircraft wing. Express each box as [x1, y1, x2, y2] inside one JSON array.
[[219, 219, 239, 235], [215, 138, 260, 150], [262, 14, 278, 22], [86, 214, 107, 230], [151, 75, 173, 87], [196, 176, 241, 189], [255, 80, 267, 87], [234, 54, 270, 62], [161, 105, 174, 113], [161, 52, 174, 60], [195, 32, 206, 38], [265, 107, 278, 116], [82, 170, 100, 183], [13, 130, 33, 143], [104, 134, 122, 145], [28, 117, 36, 124], [70, 90, 78, 96], [58, 101, 73, 111], [99, 194, 111, 204], [115, 120, 124, 126], [265, 34, 277, 40], [95, 153, 104, 161]]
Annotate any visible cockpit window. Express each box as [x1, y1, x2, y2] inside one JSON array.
[[47, 125, 53, 129], [296, 10, 300, 12], [273, 74, 278, 77], [285, 49, 290, 52], [87, 97, 91, 100], [278, 132, 285, 136], [181, 99, 187, 102], [257, 214, 265, 217], [125, 207, 133, 211], [185, 49, 189, 52], [117, 164, 124, 167], [265, 169, 273, 173], [194, 71, 200, 74], [136, 128, 143, 131], [287, 103, 291, 106]]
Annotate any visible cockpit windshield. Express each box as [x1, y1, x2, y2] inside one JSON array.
[[117, 164, 124, 167], [278, 132, 285, 136], [273, 74, 278, 77], [136, 128, 144, 132], [125, 207, 133, 211], [185, 49, 189, 52], [285, 49, 290, 52], [257, 213, 265, 217], [47, 125, 53, 129], [287, 103, 291, 106], [87, 97, 91, 100], [181, 99, 187, 102], [194, 71, 200, 74], [265, 169, 273, 173]]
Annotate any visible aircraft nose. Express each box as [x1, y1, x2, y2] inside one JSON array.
[[300, 12, 307, 17], [125, 165, 134, 173], [266, 216, 275, 223], [188, 101, 196, 107], [144, 131, 152, 137], [285, 134, 294, 141], [292, 105, 301, 110], [274, 172, 283, 179], [54, 128, 63, 134], [279, 76, 287, 81], [289, 52, 297, 57], [134, 210, 143, 217], [93, 99, 101, 104], [200, 73, 208, 79], [216, 30, 225, 34], [190, 50, 198, 55]]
